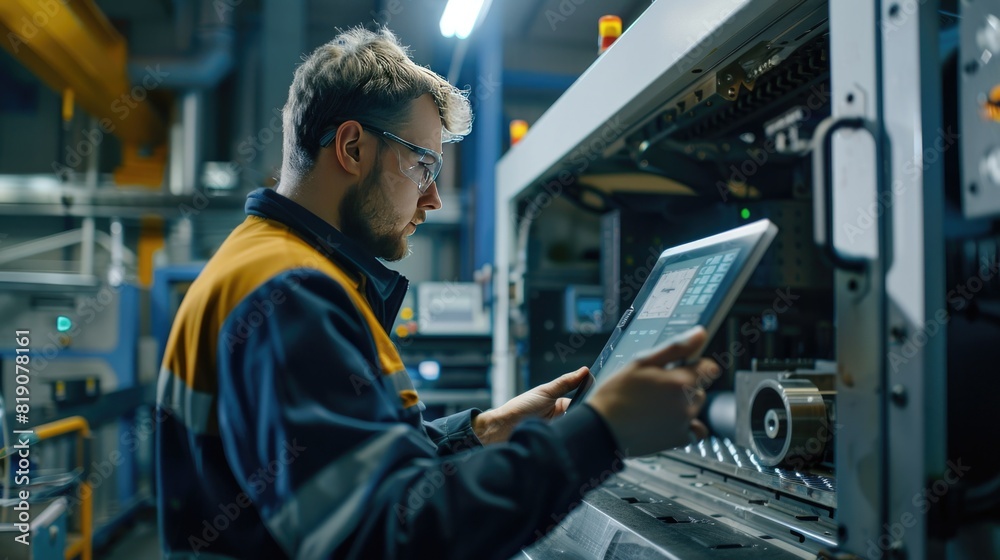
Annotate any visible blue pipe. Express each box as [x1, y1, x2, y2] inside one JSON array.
[[127, 0, 235, 89], [473, 10, 502, 273]]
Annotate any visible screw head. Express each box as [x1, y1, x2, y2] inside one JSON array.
[[891, 384, 908, 407], [890, 325, 907, 342]]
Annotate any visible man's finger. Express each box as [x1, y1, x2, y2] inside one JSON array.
[[693, 358, 722, 388], [553, 397, 572, 416], [683, 385, 707, 408], [540, 366, 591, 396], [634, 326, 707, 367], [690, 419, 709, 441]]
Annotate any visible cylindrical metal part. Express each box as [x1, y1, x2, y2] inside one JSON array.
[[764, 408, 787, 439], [748, 378, 828, 467], [703, 391, 737, 441], [109, 218, 124, 285], [167, 217, 194, 263], [181, 91, 203, 194]]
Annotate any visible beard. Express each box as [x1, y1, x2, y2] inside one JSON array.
[[339, 155, 412, 262]]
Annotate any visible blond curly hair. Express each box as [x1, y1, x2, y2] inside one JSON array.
[[281, 26, 472, 179]]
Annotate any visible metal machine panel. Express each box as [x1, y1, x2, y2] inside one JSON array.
[[823, 1, 887, 555], [619, 455, 838, 555], [523, 487, 810, 559], [880, 2, 949, 560], [665, 438, 836, 508], [960, 0, 1000, 218]]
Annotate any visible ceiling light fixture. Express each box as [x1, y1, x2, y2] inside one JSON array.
[[439, 0, 488, 39]]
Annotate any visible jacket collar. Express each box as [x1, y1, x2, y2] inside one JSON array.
[[245, 187, 408, 332]]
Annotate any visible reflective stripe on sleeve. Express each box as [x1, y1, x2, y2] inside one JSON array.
[[264, 425, 414, 558], [157, 367, 218, 436]]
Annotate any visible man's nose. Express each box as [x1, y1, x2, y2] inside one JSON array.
[[419, 181, 442, 211]]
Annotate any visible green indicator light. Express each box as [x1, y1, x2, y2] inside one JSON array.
[[740, 208, 751, 220], [56, 316, 72, 332]]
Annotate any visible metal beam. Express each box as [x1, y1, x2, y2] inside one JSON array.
[[0, 0, 166, 146], [825, 0, 886, 555], [0, 180, 246, 218], [880, 1, 946, 558]]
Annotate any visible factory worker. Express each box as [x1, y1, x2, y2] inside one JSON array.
[[156, 26, 717, 559]]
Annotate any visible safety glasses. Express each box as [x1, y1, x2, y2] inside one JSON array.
[[319, 122, 443, 194]]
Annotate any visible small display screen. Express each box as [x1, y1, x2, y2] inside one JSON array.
[[636, 250, 738, 320], [415, 283, 491, 335], [575, 296, 605, 328]]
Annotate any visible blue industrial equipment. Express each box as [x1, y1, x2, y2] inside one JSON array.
[[151, 264, 206, 365], [0, 498, 70, 560], [0, 283, 145, 550]]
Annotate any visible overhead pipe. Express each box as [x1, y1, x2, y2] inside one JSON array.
[[131, 0, 236, 198], [127, 0, 236, 90]]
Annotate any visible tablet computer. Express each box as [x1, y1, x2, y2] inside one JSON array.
[[568, 219, 778, 409]]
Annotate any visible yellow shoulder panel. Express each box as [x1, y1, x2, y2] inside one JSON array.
[[163, 216, 404, 394]]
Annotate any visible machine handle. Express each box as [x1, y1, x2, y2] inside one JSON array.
[[812, 116, 879, 272]]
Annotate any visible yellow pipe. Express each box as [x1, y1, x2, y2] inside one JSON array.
[[63, 484, 92, 560], [33, 417, 93, 560], [138, 216, 166, 287], [0, 0, 165, 146], [81, 485, 92, 560], [34, 416, 91, 441], [62, 88, 74, 122]]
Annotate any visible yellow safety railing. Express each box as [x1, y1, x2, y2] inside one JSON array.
[[34, 416, 93, 560]]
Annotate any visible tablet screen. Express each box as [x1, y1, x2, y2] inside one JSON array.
[[599, 249, 740, 376]]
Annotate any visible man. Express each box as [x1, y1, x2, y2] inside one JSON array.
[[156, 27, 718, 559]]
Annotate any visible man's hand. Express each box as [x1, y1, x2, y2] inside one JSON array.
[[472, 367, 590, 445], [587, 327, 720, 457]]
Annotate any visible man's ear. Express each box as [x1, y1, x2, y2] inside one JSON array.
[[334, 121, 364, 177]]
